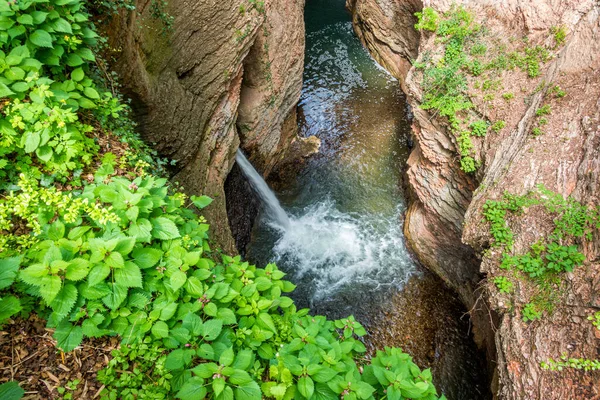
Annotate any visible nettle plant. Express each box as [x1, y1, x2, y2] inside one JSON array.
[[0, 0, 125, 182]]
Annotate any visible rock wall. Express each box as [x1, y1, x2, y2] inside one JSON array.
[[349, 0, 600, 398], [104, 0, 307, 252]]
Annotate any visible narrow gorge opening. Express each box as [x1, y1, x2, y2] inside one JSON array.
[[226, 0, 490, 398]]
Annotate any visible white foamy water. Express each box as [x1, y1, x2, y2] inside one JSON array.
[[236, 150, 413, 300], [270, 200, 413, 299]]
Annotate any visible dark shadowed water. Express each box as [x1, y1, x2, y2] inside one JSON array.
[[245, 0, 490, 398]]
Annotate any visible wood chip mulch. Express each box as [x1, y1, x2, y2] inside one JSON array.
[[0, 315, 118, 399]]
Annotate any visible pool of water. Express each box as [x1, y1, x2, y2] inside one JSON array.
[[248, 0, 414, 319]]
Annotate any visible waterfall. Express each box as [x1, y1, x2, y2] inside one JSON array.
[[235, 150, 290, 229]]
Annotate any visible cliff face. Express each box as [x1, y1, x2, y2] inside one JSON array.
[[349, 0, 600, 398], [104, 0, 306, 252]]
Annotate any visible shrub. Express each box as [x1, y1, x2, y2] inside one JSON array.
[[491, 120, 506, 132], [493, 276, 513, 293], [470, 120, 489, 137], [536, 104, 551, 116], [415, 7, 440, 32]]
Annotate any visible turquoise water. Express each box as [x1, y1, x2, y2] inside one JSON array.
[[247, 0, 414, 319]]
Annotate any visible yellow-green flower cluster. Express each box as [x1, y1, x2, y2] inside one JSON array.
[[0, 174, 119, 252]]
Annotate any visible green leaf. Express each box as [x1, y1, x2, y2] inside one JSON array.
[[184, 276, 203, 297], [102, 283, 128, 310], [54, 321, 83, 351], [40, 275, 62, 304], [219, 347, 234, 366], [197, 343, 215, 360], [191, 195, 213, 209], [17, 14, 33, 25], [176, 376, 206, 400], [67, 226, 91, 240], [31, 11, 49, 24], [114, 262, 143, 288], [355, 381, 375, 399], [105, 252, 124, 269], [129, 219, 153, 242], [217, 307, 236, 325], [182, 312, 203, 335], [30, 29, 53, 48], [76, 47, 95, 61], [88, 264, 110, 286], [83, 86, 99, 99], [233, 349, 253, 370], [298, 376, 314, 399], [204, 302, 217, 316], [151, 217, 181, 240], [202, 319, 223, 341], [50, 283, 78, 319], [22, 131, 40, 153], [312, 367, 338, 383], [0, 296, 21, 323], [6, 66, 25, 80], [66, 53, 83, 67], [51, 17, 72, 33], [114, 237, 136, 256], [213, 378, 225, 397], [36, 146, 53, 162], [71, 67, 84, 81], [10, 82, 28, 93], [47, 220, 65, 240], [0, 257, 20, 290], [255, 277, 272, 291], [257, 312, 277, 334], [0, 82, 14, 98], [151, 321, 169, 338], [78, 97, 96, 109], [165, 349, 188, 371], [235, 381, 261, 400], [192, 362, 218, 378], [0, 381, 25, 400], [170, 270, 187, 291], [132, 247, 163, 269]]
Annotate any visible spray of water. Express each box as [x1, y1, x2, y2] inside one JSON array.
[[236, 150, 414, 301]]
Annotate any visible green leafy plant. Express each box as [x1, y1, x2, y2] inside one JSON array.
[[550, 25, 566, 48], [522, 302, 543, 322], [491, 120, 506, 132], [483, 186, 597, 322], [493, 276, 513, 293], [414, 7, 440, 32], [541, 354, 600, 372], [535, 104, 551, 116], [470, 119, 489, 137], [588, 311, 600, 330]]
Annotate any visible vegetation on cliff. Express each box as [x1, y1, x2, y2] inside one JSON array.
[[414, 5, 558, 173], [0, 0, 444, 398]]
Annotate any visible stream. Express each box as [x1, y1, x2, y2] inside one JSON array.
[[243, 0, 490, 398]]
